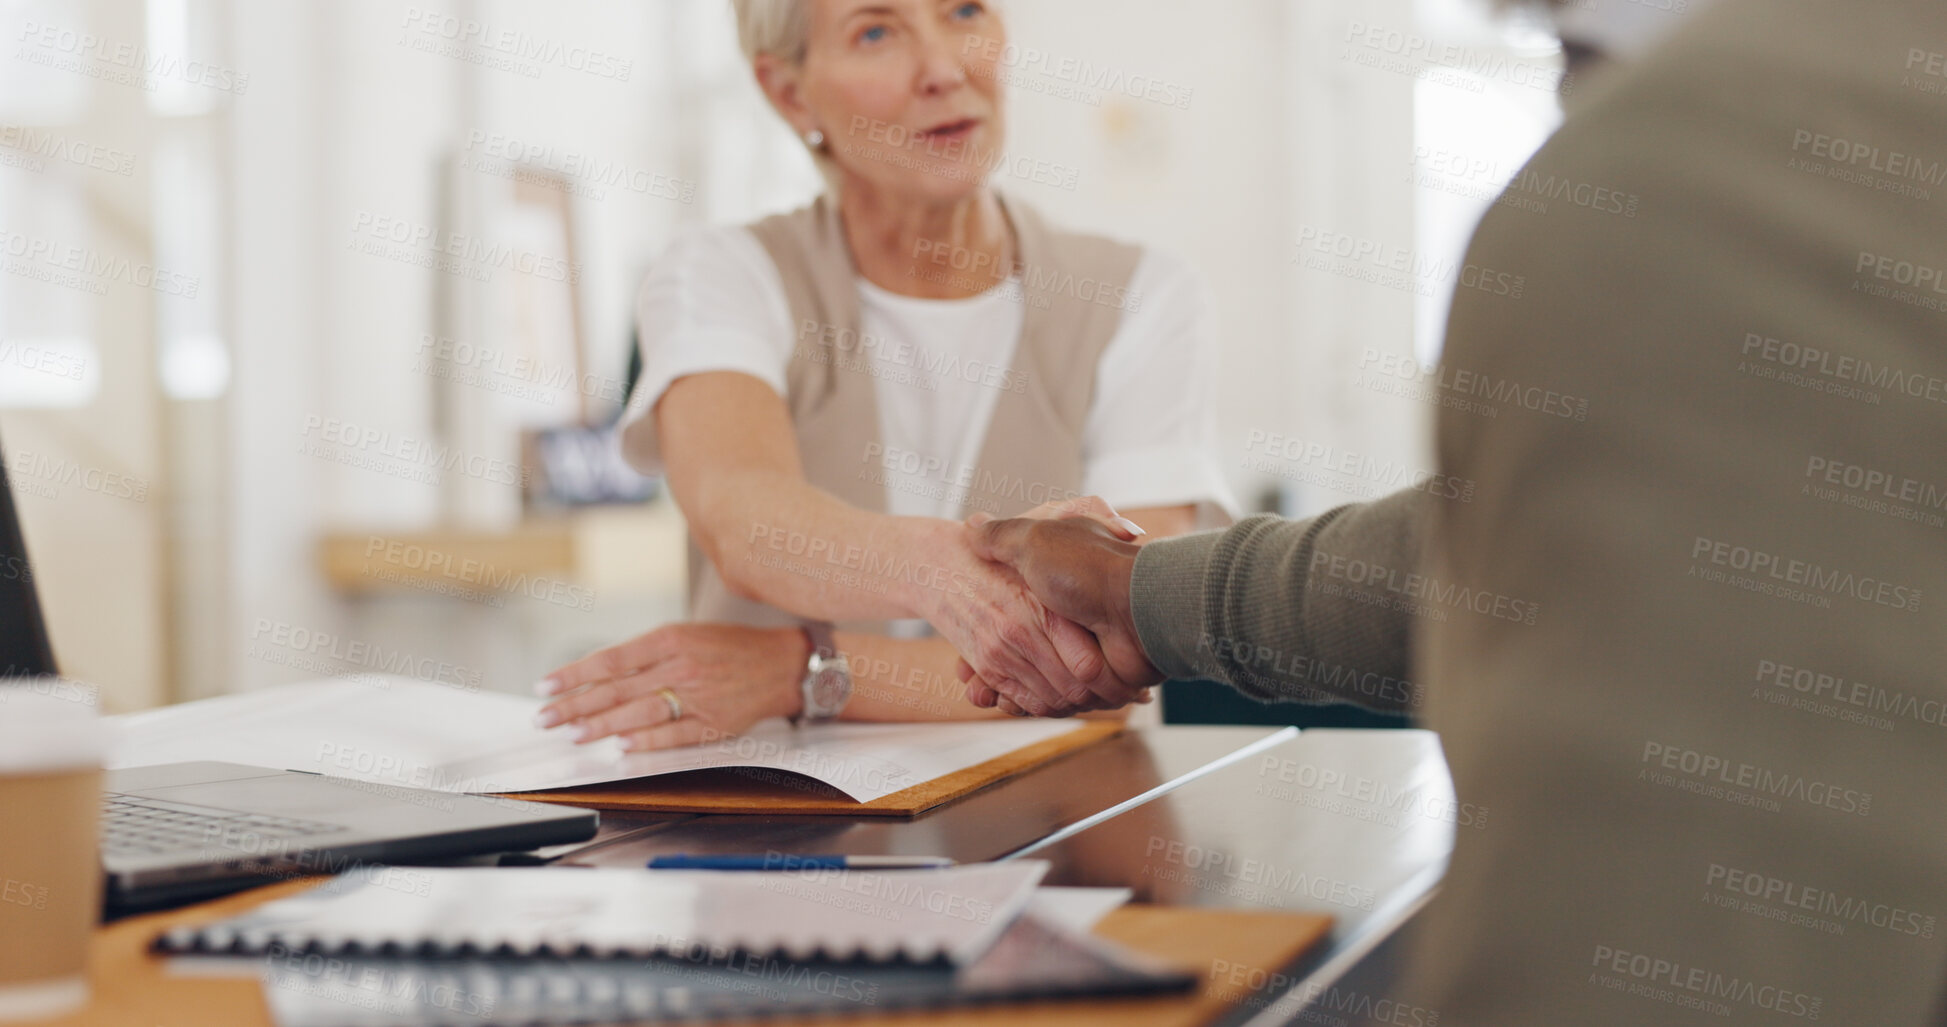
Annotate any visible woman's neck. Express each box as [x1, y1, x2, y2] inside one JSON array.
[[838, 184, 1015, 300]]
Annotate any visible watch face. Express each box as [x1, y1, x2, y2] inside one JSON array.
[[810, 668, 849, 714]]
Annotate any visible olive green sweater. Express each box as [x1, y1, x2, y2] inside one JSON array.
[[1131, 490, 1423, 714]]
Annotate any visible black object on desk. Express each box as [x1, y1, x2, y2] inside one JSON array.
[[1163, 680, 1412, 730], [0, 425, 58, 678], [101, 763, 599, 917]]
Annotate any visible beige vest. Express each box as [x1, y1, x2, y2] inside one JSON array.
[[689, 194, 1141, 634]]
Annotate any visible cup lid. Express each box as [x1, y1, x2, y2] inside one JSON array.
[[0, 680, 109, 772]]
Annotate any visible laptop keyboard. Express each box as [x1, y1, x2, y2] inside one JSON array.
[[102, 793, 347, 857]]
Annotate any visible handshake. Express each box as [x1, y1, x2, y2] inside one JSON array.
[[942, 497, 1165, 718]]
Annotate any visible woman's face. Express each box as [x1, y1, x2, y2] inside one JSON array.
[[797, 0, 1007, 204]]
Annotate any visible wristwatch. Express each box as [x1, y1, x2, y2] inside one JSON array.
[[794, 621, 852, 725]]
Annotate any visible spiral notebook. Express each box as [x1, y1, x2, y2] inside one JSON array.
[[252, 908, 1198, 1027], [152, 863, 1050, 967]]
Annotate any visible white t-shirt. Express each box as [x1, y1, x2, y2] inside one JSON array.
[[623, 222, 1237, 524]]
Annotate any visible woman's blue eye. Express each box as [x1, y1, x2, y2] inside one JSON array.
[[860, 24, 887, 43], [952, 2, 981, 19]]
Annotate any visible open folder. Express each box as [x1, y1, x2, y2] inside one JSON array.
[[109, 679, 1116, 814]]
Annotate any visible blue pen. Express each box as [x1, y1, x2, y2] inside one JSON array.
[[647, 854, 955, 870]]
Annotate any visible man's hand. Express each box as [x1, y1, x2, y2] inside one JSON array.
[[960, 507, 1162, 716]]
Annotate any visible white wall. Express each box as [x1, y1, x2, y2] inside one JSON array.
[[224, 0, 340, 696], [993, 0, 1435, 518]]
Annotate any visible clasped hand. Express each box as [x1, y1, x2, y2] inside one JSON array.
[[956, 498, 1163, 718]]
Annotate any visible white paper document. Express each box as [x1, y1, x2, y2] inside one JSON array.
[[108, 678, 1084, 802], [1026, 887, 1133, 933], [157, 862, 1051, 966]]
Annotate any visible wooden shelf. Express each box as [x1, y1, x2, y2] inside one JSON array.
[[316, 503, 687, 601]]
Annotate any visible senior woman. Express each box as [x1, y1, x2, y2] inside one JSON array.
[[534, 0, 1232, 751]]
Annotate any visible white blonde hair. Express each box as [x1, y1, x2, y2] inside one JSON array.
[[732, 0, 1008, 61], [731, 0, 812, 65]]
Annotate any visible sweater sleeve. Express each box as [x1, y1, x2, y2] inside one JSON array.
[[1128, 488, 1425, 713]]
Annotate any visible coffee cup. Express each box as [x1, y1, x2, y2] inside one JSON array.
[[0, 681, 108, 1021]]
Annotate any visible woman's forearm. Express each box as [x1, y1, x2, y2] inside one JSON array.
[[658, 373, 961, 624], [833, 633, 999, 721], [696, 467, 957, 623]]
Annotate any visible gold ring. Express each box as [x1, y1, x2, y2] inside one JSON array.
[[657, 688, 684, 722]]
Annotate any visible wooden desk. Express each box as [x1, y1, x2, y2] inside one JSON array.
[[37, 726, 1440, 1026], [1016, 729, 1454, 1017]]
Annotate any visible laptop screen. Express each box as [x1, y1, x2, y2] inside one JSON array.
[[0, 429, 59, 677]]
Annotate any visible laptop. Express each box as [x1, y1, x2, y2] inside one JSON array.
[[0, 429, 600, 914]]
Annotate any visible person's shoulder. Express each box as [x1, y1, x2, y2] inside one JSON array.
[[1124, 247, 1200, 295], [657, 220, 766, 265], [1108, 244, 1207, 323], [640, 221, 785, 296], [743, 196, 827, 236], [1503, 0, 1941, 254], [656, 194, 833, 264], [1560, 0, 1933, 155], [1009, 197, 1143, 258], [636, 220, 795, 334], [1006, 199, 1197, 309]]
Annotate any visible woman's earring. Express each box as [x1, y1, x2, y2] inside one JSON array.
[[805, 129, 825, 150]]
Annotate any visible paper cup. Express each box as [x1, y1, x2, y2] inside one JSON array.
[[0, 681, 108, 1021]]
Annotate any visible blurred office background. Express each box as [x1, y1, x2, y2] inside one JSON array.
[[0, 0, 1561, 714]]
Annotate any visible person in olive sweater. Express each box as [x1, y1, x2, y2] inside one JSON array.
[[958, 0, 1947, 1022]]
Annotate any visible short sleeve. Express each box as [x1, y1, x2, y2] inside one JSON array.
[[617, 225, 795, 476], [1080, 250, 1240, 525]]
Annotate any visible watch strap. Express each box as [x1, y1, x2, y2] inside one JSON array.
[[803, 620, 839, 662], [794, 621, 849, 725]]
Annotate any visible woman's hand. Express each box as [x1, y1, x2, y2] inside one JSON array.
[[1009, 496, 1148, 540], [534, 624, 810, 750]]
